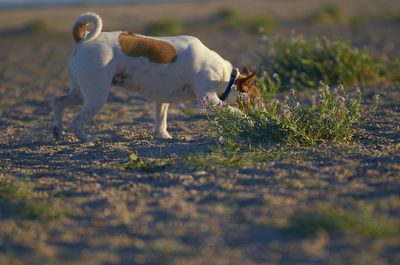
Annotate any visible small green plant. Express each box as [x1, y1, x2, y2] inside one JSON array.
[[186, 140, 291, 169], [182, 107, 204, 119], [242, 15, 276, 35], [0, 179, 67, 219], [388, 59, 400, 82], [177, 103, 206, 119], [287, 207, 400, 237], [307, 4, 348, 25], [145, 18, 183, 36], [259, 35, 395, 91], [202, 80, 379, 146], [215, 6, 275, 35], [116, 151, 170, 172], [25, 18, 49, 33], [255, 71, 281, 103], [151, 240, 195, 257], [216, 6, 239, 21], [377, 9, 400, 22]]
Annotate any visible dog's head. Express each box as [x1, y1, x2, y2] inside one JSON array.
[[234, 67, 261, 109]]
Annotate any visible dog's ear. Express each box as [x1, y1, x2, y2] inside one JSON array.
[[249, 70, 258, 79], [245, 70, 258, 83], [241, 66, 251, 76]]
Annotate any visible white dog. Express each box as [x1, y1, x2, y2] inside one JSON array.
[[52, 12, 260, 141]]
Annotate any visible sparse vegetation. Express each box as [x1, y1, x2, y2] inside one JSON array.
[[202, 79, 379, 146], [116, 151, 170, 172], [242, 15, 276, 35], [151, 240, 195, 257], [288, 207, 400, 237], [180, 104, 206, 119], [255, 71, 281, 103], [215, 6, 275, 34], [145, 18, 183, 36], [258, 34, 398, 91], [376, 9, 400, 23], [24, 18, 49, 33], [307, 4, 348, 25], [186, 140, 291, 169], [0, 179, 67, 219], [215, 6, 239, 21]]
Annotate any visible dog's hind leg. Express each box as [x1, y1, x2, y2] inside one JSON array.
[[51, 83, 82, 139], [153, 102, 172, 139], [66, 83, 110, 142]]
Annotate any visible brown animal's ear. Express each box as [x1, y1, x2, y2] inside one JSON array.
[[241, 66, 250, 76], [237, 70, 249, 80], [245, 70, 258, 83], [237, 74, 247, 80]]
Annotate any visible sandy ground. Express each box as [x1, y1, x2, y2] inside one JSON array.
[[0, 0, 400, 264]]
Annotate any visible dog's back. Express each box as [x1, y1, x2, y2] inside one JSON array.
[[70, 13, 231, 103]]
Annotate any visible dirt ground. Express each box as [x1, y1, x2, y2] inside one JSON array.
[[0, 0, 400, 264]]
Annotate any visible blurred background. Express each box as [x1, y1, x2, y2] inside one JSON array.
[[1, 0, 399, 100], [1, 0, 400, 66]]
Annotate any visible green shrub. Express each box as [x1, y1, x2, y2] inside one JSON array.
[[255, 71, 281, 103], [177, 103, 207, 119], [0, 179, 67, 219], [379, 9, 400, 22], [215, 6, 239, 21], [288, 207, 399, 237], [216, 6, 275, 35], [388, 59, 400, 82], [186, 140, 290, 169], [202, 80, 379, 146], [145, 18, 183, 36], [25, 18, 49, 33], [307, 4, 348, 25], [116, 152, 170, 172], [241, 15, 276, 35], [258, 35, 393, 91]]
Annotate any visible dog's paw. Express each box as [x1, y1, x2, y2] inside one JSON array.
[[66, 125, 91, 142], [52, 126, 62, 140], [73, 132, 91, 142], [154, 131, 172, 139]]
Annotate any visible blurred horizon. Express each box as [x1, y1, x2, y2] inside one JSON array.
[[0, 0, 200, 9]]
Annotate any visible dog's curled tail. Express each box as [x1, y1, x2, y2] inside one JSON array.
[[72, 12, 102, 45]]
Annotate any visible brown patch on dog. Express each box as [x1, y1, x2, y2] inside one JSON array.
[[235, 67, 261, 111], [119, 32, 177, 64], [73, 23, 87, 42]]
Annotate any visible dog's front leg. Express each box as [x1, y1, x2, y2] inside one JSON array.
[[153, 102, 172, 139]]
